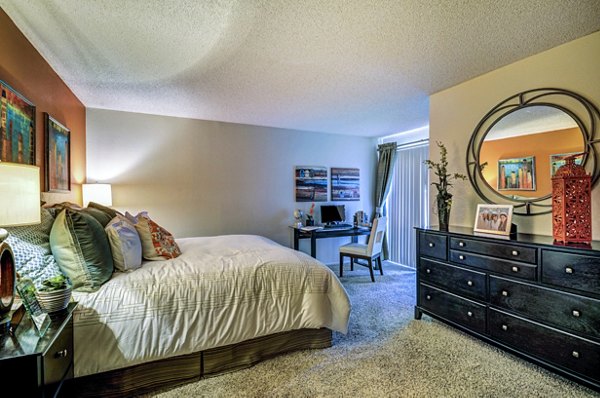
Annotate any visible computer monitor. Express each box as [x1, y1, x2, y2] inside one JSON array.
[[320, 205, 345, 225]]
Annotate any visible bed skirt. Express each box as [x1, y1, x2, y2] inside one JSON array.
[[65, 328, 333, 397]]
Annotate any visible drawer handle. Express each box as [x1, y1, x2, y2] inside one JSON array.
[[511, 266, 519, 273], [572, 351, 580, 359], [458, 241, 465, 247], [565, 266, 574, 274], [55, 349, 68, 358], [511, 250, 519, 256], [467, 311, 473, 317], [426, 295, 432, 300], [501, 324, 508, 331], [426, 268, 431, 274], [467, 280, 473, 287], [458, 255, 465, 260], [572, 310, 581, 318], [428, 242, 435, 248], [501, 290, 509, 297]]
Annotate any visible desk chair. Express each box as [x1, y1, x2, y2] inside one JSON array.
[[339, 216, 386, 282]]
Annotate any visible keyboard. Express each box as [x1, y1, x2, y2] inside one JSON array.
[[323, 223, 353, 229]]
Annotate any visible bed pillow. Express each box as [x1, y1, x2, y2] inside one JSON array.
[[5, 207, 64, 288], [105, 215, 143, 272], [81, 207, 113, 227], [50, 208, 114, 292], [88, 201, 121, 219], [129, 212, 181, 260]]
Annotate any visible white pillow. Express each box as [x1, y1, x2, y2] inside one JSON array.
[[105, 215, 143, 272]]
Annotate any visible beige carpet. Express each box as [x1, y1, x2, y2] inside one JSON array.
[[145, 263, 598, 397]]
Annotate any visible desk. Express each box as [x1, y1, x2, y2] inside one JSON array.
[[291, 226, 371, 258]]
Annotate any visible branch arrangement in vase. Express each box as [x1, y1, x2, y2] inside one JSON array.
[[424, 141, 466, 230]]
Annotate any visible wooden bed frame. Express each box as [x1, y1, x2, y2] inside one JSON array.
[[66, 328, 332, 397]]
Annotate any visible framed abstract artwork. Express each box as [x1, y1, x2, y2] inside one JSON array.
[[45, 113, 71, 192], [295, 166, 327, 202], [331, 167, 360, 201], [550, 152, 584, 177], [0, 80, 36, 165], [497, 156, 535, 191]]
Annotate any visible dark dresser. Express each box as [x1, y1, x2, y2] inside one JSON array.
[[415, 226, 600, 391]]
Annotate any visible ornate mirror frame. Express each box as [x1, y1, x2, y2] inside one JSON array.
[[467, 88, 600, 216]]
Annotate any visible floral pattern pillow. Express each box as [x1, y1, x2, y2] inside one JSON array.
[[129, 212, 181, 260]]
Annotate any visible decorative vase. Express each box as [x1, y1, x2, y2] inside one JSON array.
[[437, 197, 450, 231], [36, 286, 72, 313]]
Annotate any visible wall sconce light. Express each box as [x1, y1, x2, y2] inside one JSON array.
[[82, 183, 113, 207], [0, 163, 41, 332]]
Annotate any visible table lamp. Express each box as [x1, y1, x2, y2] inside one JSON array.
[[82, 183, 112, 207], [0, 163, 41, 332]]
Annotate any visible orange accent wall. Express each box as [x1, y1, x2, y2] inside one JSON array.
[[480, 127, 584, 198], [0, 9, 85, 204]]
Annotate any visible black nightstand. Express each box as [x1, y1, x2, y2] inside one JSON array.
[[0, 302, 76, 397]]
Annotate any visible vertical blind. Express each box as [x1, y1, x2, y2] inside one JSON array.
[[387, 141, 429, 268]]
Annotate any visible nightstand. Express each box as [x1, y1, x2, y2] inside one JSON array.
[[0, 302, 76, 397]]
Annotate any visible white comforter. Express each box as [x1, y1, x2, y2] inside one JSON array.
[[72, 235, 351, 377]]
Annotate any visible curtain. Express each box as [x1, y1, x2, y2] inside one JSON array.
[[387, 142, 429, 267], [374, 143, 398, 259]]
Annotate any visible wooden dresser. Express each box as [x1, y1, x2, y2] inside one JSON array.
[[415, 226, 600, 391]]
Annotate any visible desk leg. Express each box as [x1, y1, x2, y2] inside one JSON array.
[[311, 235, 317, 258], [293, 229, 299, 251]]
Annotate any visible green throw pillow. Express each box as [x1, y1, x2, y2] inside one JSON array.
[[50, 208, 114, 292], [88, 201, 121, 219], [81, 207, 113, 227]]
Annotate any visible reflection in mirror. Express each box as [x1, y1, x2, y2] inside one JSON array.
[[479, 106, 585, 200]]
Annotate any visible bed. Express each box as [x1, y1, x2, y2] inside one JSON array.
[[67, 234, 351, 396], [7, 205, 350, 396]]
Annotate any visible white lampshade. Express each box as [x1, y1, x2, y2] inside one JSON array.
[[82, 183, 112, 207], [0, 163, 41, 227]]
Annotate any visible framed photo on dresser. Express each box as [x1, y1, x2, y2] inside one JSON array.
[[473, 204, 513, 238]]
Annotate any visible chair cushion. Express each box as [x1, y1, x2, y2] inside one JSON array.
[[339, 243, 369, 256]]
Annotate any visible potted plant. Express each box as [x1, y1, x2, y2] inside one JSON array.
[[35, 274, 72, 313], [424, 141, 466, 231]]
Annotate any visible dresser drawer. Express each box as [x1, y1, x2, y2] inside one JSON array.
[[542, 250, 600, 296], [43, 318, 73, 385], [489, 276, 600, 339], [419, 283, 486, 334], [450, 250, 537, 281], [419, 258, 487, 301], [489, 308, 600, 382], [419, 232, 447, 260], [450, 237, 536, 264]]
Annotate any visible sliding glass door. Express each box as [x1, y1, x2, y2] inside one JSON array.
[[386, 141, 429, 268]]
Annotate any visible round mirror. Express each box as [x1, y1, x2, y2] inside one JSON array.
[[479, 106, 585, 200], [467, 89, 600, 216]]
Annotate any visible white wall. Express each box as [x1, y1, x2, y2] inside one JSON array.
[[429, 31, 600, 239], [86, 109, 376, 263]]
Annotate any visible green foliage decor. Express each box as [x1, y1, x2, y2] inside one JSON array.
[[424, 141, 466, 230]]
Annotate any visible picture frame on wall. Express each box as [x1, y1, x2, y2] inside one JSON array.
[[295, 166, 327, 202], [473, 204, 514, 238], [331, 167, 360, 201], [0, 80, 36, 165], [45, 113, 71, 192], [550, 152, 584, 177], [497, 156, 535, 191]]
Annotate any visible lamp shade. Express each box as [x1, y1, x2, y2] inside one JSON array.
[[82, 183, 112, 207], [0, 163, 41, 227]]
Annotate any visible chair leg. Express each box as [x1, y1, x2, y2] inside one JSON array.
[[350, 257, 354, 271], [377, 256, 383, 275], [339, 253, 344, 277], [368, 259, 375, 282]]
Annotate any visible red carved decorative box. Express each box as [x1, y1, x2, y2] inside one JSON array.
[[551, 155, 592, 244]]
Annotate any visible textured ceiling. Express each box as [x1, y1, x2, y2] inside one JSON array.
[[2, 0, 600, 137]]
